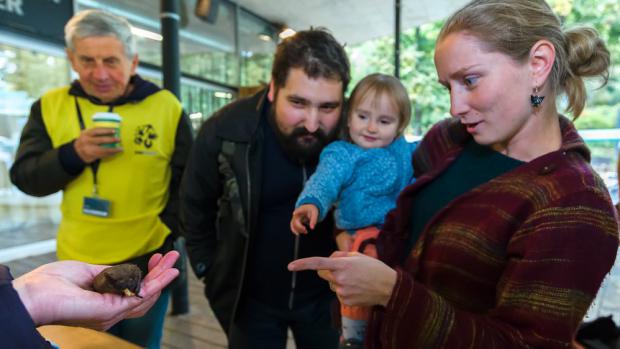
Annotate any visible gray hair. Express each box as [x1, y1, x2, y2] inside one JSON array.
[[65, 9, 136, 58]]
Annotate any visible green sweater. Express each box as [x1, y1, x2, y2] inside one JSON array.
[[407, 139, 523, 252]]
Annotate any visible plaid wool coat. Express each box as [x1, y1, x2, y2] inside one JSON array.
[[367, 116, 619, 349]]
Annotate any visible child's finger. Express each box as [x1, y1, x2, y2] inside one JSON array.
[[291, 218, 307, 235], [310, 212, 318, 229], [291, 220, 303, 235], [300, 215, 311, 234], [290, 221, 298, 234]]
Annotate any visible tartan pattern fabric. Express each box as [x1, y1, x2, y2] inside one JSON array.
[[367, 116, 619, 349]]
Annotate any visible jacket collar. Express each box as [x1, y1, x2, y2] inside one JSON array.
[[557, 115, 591, 162], [68, 74, 161, 106], [216, 87, 270, 142]]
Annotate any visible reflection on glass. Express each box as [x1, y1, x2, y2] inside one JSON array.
[[181, 83, 233, 130], [0, 44, 67, 244], [180, 50, 238, 86], [142, 75, 234, 130], [238, 9, 276, 88], [77, 0, 240, 86], [1, 0, 278, 252], [178, 0, 239, 85]]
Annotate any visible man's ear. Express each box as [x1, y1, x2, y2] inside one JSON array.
[[66, 48, 77, 70], [130, 54, 139, 75], [529, 39, 555, 89], [267, 80, 275, 102]]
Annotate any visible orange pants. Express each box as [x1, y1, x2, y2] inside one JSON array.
[[341, 226, 379, 320]]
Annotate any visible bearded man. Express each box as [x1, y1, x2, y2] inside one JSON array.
[[180, 28, 350, 349]]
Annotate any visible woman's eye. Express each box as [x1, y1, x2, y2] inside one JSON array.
[[357, 114, 367, 120], [464, 76, 478, 87]]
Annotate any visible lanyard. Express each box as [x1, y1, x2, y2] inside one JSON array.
[[74, 97, 113, 195]]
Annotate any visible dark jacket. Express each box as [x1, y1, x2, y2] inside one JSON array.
[[9, 76, 193, 269], [180, 89, 336, 333], [367, 117, 619, 349], [0, 266, 51, 349]]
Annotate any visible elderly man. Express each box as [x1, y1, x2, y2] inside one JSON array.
[[180, 28, 350, 348], [10, 9, 193, 348]]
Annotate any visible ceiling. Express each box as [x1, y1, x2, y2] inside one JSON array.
[[230, 0, 470, 45], [76, 0, 470, 52]]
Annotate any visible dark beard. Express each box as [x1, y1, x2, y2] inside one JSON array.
[[267, 106, 338, 165]]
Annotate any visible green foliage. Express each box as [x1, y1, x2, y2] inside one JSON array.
[[574, 103, 620, 129], [180, 51, 239, 86], [240, 53, 273, 87], [0, 45, 70, 100], [347, 0, 620, 135], [346, 21, 451, 136]]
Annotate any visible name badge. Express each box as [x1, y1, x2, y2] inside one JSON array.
[[83, 196, 112, 217]]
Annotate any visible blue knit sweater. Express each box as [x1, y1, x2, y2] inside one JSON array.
[[296, 136, 418, 232]]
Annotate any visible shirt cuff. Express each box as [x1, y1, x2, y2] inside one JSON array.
[[0, 266, 51, 348], [58, 140, 86, 176]]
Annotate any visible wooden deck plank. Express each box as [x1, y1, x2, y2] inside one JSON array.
[[0, 220, 57, 249]]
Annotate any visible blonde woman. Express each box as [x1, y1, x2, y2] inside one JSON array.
[[290, 1, 618, 348]]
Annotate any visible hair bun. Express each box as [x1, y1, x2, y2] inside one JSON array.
[[565, 27, 610, 80]]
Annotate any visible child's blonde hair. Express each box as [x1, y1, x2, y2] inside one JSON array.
[[345, 73, 411, 139]]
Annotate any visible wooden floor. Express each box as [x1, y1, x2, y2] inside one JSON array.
[[5, 253, 295, 349], [161, 270, 229, 349], [0, 218, 57, 249]]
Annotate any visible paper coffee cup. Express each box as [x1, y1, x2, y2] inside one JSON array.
[[92, 112, 122, 148]]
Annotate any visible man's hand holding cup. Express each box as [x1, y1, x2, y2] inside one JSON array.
[[75, 112, 123, 164]]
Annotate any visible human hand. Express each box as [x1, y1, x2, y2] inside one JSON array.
[[335, 231, 353, 252], [13, 251, 180, 330], [74, 127, 122, 163], [288, 251, 397, 307], [290, 204, 319, 235]]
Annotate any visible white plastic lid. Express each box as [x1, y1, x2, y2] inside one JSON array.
[[92, 112, 122, 122]]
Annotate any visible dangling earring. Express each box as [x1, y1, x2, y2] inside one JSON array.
[[530, 87, 545, 108]]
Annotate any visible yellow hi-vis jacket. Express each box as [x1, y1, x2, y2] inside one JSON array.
[[37, 82, 184, 264]]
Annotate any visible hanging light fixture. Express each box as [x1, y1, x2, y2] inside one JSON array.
[[195, 0, 220, 24]]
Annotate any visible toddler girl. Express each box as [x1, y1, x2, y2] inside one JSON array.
[[290, 73, 418, 348]]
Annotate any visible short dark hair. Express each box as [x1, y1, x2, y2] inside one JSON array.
[[271, 28, 351, 92]]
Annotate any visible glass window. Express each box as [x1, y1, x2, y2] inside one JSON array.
[[238, 9, 276, 88], [77, 0, 239, 86], [182, 83, 234, 130], [0, 43, 68, 242], [179, 0, 239, 86], [75, 0, 277, 91], [139, 67, 234, 131], [76, 0, 164, 66], [0, 0, 278, 252]]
